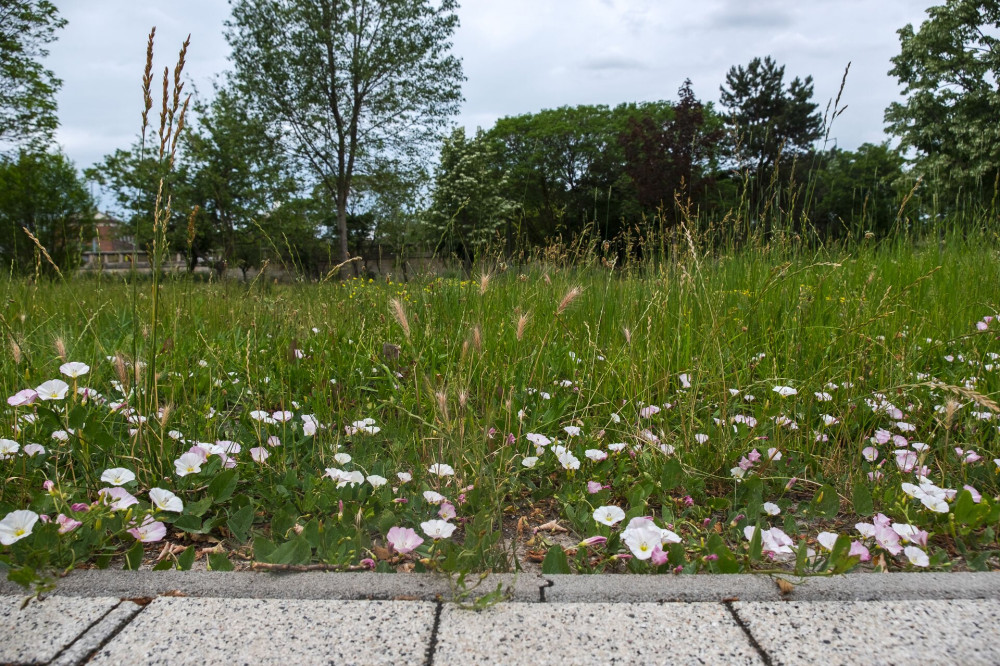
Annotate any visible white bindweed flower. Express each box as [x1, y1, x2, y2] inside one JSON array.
[[367, 475, 388, 488], [149, 488, 184, 512], [36, 379, 70, 401], [904, 545, 929, 567], [772, 385, 797, 397], [334, 453, 352, 465], [428, 463, 455, 476], [763, 502, 781, 516], [100, 468, 135, 486], [593, 505, 625, 526], [521, 456, 539, 468], [584, 449, 607, 461], [59, 362, 90, 378], [250, 447, 269, 463], [0, 439, 19, 459], [174, 452, 204, 477], [421, 519, 456, 540], [397, 472, 412, 483], [0, 510, 39, 545], [423, 490, 446, 504]]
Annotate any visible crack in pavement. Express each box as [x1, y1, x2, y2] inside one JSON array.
[[724, 600, 774, 666]]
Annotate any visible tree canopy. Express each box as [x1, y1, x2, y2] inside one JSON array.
[[226, 0, 464, 264], [0, 0, 65, 152]]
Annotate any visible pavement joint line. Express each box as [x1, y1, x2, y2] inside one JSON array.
[[724, 600, 775, 666], [46, 599, 123, 666], [423, 600, 444, 666], [75, 599, 149, 665], [538, 577, 554, 602]]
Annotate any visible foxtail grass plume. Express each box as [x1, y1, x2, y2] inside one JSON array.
[[391, 298, 411, 339], [516, 312, 530, 341], [556, 287, 582, 316]]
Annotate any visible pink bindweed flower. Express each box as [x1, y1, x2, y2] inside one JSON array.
[[587, 481, 603, 494], [250, 447, 269, 464], [98, 487, 138, 511], [785, 477, 798, 490], [7, 389, 37, 406], [56, 513, 81, 534], [894, 449, 917, 472], [683, 496, 694, 507], [649, 544, 669, 566], [872, 513, 903, 555], [438, 502, 457, 521], [862, 447, 879, 462], [359, 558, 376, 570], [127, 516, 166, 543], [964, 485, 982, 503], [578, 536, 608, 548], [22, 443, 45, 457], [386, 526, 423, 554], [42, 480, 55, 492], [71, 503, 90, 512]]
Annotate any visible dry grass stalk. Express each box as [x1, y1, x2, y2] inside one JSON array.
[[471, 325, 482, 351], [556, 287, 582, 316], [20, 227, 63, 279], [479, 272, 491, 295], [391, 298, 411, 339], [516, 312, 530, 341], [435, 391, 449, 422]]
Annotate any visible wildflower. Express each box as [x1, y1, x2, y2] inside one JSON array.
[[904, 545, 929, 567], [149, 488, 183, 512], [521, 457, 539, 469], [610, 413, 621, 424], [563, 426, 581, 437], [772, 386, 797, 397], [891, 523, 928, 547], [821, 414, 839, 427], [763, 502, 781, 516], [397, 472, 412, 483], [7, 389, 37, 406], [585, 449, 607, 462], [873, 429, 892, 444], [557, 451, 580, 470], [0, 510, 39, 545], [862, 447, 880, 462], [59, 362, 90, 378], [816, 532, 839, 551], [694, 433, 709, 444], [56, 514, 81, 534], [334, 452, 352, 465], [0, 439, 19, 459], [267, 435, 282, 447], [36, 379, 70, 401], [367, 475, 388, 488], [128, 516, 166, 543], [608, 442, 627, 452], [423, 490, 446, 504], [23, 443, 44, 457], [175, 452, 204, 477], [849, 541, 870, 562], [640, 405, 660, 418], [100, 468, 135, 486], [428, 463, 455, 476], [526, 433, 551, 448], [623, 523, 666, 560], [731, 467, 746, 480], [421, 519, 456, 540], [250, 447, 269, 463], [679, 373, 691, 389], [871, 514, 903, 555], [593, 505, 625, 526], [743, 526, 794, 557], [963, 485, 982, 503], [894, 449, 917, 472], [272, 410, 293, 422], [814, 392, 833, 402], [438, 502, 457, 520], [386, 526, 423, 554], [98, 487, 138, 511], [587, 481, 603, 494]]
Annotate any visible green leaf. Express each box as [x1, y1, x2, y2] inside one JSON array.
[[208, 469, 239, 503], [706, 534, 739, 573], [152, 558, 173, 571], [185, 497, 213, 518], [253, 538, 276, 561], [737, 476, 763, 517], [953, 490, 987, 527], [852, 482, 874, 517], [176, 545, 196, 571], [828, 534, 858, 574], [811, 484, 840, 518], [172, 514, 204, 534], [267, 536, 312, 565], [123, 540, 144, 570], [660, 458, 684, 491], [227, 504, 254, 543], [68, 405, 88, 430], [208, 552, 234, 571], [748, 523, 763, 561], [541, 544, 572, 574]]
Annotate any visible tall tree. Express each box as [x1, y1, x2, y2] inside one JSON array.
[[426, 127, 518, 266], [885, 0, 1000, 202], [719, 56, 822, 171], [0, 150, 93, 273], [0, 1, 65, 151], [620, 80, 724, 218], [226, 0, 464, 264]]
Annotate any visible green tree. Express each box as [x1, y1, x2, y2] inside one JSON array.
[[0, 1, 65, 151], [885, 0, 1000, 203], [808, 143, 906, 237], [0, 149, 93, 273], [426, 127, 518, 266], [226, 0, 464, 264], [719, 56, 822, 171], [185, 85, 298, 271]]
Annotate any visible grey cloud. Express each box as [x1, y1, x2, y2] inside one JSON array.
[[580, 55, 648, 71]]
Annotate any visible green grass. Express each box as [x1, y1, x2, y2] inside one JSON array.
[[1, 232, 999, 585]]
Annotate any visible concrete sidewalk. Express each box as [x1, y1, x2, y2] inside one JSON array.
[[1, 571, 999, 665]]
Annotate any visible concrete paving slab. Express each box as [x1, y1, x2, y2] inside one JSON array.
[[50, 601, 142, 666], [735, 599, 1000, 665], [0, 594, 122, 665], [434, 602, 762, 665], [88, 596, 436, 666], [0, 570, 545, 602], [542, 574, 782, 602]]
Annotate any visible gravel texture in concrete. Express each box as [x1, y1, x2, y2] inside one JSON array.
[[434, 601, 763, 665], [0, 594, 123, 665], [735, 599, 1000, 666], [88, 596, 437, 666]]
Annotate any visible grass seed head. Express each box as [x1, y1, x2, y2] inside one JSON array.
[[391, 298, 411, 339], [54, 337, 66, 362], [9, 337, 22, 365], [516, 312, 530, 341], [557, 286, 582, 316]]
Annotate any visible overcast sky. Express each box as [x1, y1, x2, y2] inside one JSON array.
[[45, 0, 931, 177]]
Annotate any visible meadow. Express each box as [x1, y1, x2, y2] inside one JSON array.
[[1, 231, 999, 589]]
